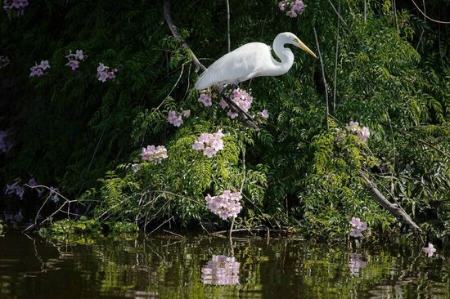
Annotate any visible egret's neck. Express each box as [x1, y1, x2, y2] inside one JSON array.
[[272, 37, 294, 75]]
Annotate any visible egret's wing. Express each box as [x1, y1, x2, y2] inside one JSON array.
[[195, 43, 271, 90]]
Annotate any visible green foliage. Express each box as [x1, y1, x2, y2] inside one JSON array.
[[40, 217, 101, 236], [300, 126, 393, 238]]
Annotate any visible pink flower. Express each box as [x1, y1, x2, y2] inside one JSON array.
[[358, 127, 370, 142], [278, 1, 288, 11], [227, 111, 238, 119], [192, 130, 225, 158], [66, 49, 86, 71], [259, 109, 269, 119], [205, 190, 242, 220], [231, 88, 252, 112], [423, 243, 437, 257], [349, 217, 367, 238], [97, 63, 117, 82], [39, 60, 50, 70], [220, 88, 253, 119], [30, 60, 50, 77], [3, 0, 28, 14], [198, 93, 212, 107], [219, 99, 228, 109], [346, 121, 370, 142], [74, 50, 85, 61], [278, 0, 305, 18], [66, 59, 80, 71], [167, 111, 183, 127], [140, 145, 168, 163]]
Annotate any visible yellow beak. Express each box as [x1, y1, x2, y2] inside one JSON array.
[[297, 39, 317, 59]]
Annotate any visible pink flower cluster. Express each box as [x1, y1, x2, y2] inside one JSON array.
[[423, 243, 437, 257], [0, 130, 13, 153], [3, 0, 28, 15], [220, 88, 253, 119], [198, 93, 212, 107], [192, 130, 225, 158], [201, 255, 240, 285], [30, 60, 50, 77], [97, 63, 117, 82], [140, 145, 168, 163], [5, 181, 24, 200], [0, 56, 10, 69], [278, 0, 305, 18], [346, 121, 370, 142], [167, 110, 190, 127], [205, 190, 242, 220], [66, 49, 86, 71], [349, 217, 367, 238]]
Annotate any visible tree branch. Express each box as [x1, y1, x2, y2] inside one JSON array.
[[313, 27, 330, 127], [360, 171, 422, 233], [163, 0, 207, 71], [226, 0, 231, 52]]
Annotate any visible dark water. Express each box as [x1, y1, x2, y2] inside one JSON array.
[[0, 232, 448, 299]]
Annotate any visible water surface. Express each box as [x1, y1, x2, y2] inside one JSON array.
[[0, 233, 448, 298]]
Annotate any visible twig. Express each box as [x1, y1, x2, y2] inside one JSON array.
[[240, 148, 246, 193], [163, 0, 207, 71], [149, 216, 174, 235], [313, 27, 329, 127], [226, 0, 231, 52], [364, 0, 367, 23], [333, 2, 340, 113], [163, 229, 184, 238], [229, 217, 235, 240], [409, 0, 450, 24], [393, 0, 399, 33], [360, 171, 422, 233], [326, 0, 348, 26], [165, 63, 185, 99]]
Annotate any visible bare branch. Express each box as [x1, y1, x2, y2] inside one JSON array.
[[327, 0, 348, 26], [409, 0, 450, 24], [163, 0, 207, 71], [313, 27, 330, 127], [226, 0, 231, 52]]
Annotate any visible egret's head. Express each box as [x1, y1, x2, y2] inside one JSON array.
[[283, 32, 317, 59]]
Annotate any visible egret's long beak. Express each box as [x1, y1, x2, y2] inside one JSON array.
[[297, 39, 317, 59]]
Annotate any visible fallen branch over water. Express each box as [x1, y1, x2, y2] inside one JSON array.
[[360, 171, 422, 233]]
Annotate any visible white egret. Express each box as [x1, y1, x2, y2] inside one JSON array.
[[195, 32, 317, 90]]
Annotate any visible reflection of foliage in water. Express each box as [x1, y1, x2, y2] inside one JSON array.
[[1, 235, 449, 298], [50, 237, 450, 298]]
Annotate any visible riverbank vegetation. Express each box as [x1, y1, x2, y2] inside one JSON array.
[[1, 0, 449, 242]]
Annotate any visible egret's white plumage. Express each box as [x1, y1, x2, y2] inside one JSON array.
[[195, 32, 316, 90]]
